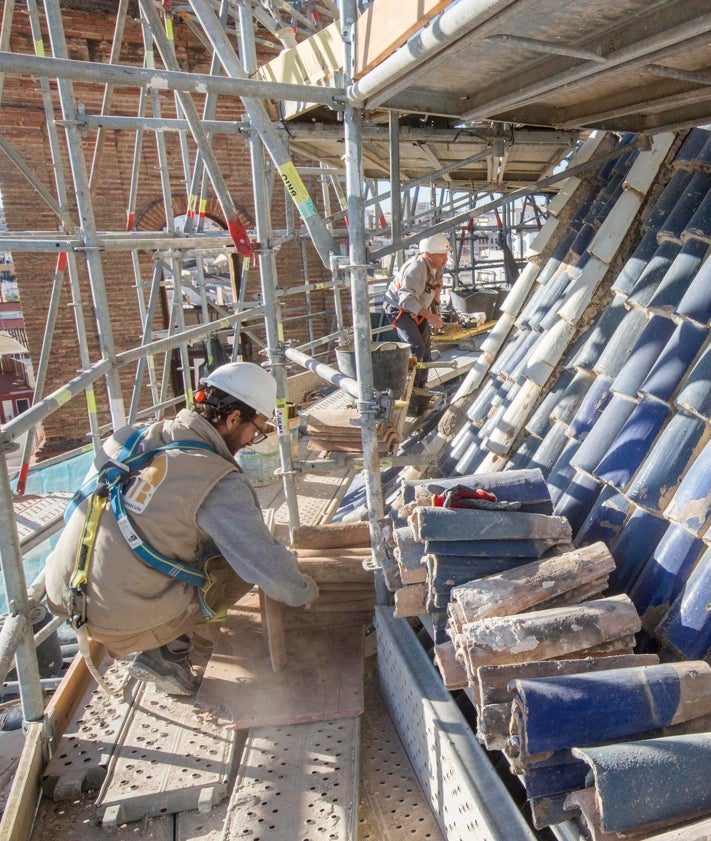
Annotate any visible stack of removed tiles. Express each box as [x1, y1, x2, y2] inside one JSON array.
[[287, 521, 376, 629], [436, 544, 641, 732], [507, 660, 711, 832], [447, 546, 636, 689], [390, 469, 573, 642], [305, 405, 401, 453]]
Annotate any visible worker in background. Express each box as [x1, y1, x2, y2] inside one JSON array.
[[382, 233, 451, 391], [45, 362, 319, 696]]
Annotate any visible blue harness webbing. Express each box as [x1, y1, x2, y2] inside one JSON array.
[[65, 426, 221, 617]]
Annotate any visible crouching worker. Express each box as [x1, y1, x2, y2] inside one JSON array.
[[45, 362, 318, 696]]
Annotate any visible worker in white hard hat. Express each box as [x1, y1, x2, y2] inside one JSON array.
[[382, 233, 451, 397], [45, 361, 319, 696]]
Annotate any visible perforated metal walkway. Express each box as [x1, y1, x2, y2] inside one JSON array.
[[30, 663, 445, 840]]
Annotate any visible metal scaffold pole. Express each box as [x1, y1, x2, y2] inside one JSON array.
[[339, 0, 389, 584], [389, 111, 403, 269], [138, 0, 252, 259], [42, 0, 127, 429], [186, 0, 338, 268], [236, 2, 301, 529], [0, 439, 44, 722]]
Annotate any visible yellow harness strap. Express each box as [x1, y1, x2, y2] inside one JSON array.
[[68, 490, 108, 625]]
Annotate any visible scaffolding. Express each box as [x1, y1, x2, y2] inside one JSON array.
[[0, 2, 593, 838]]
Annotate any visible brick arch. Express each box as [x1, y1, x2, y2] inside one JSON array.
[[132, 193, 254, 231]]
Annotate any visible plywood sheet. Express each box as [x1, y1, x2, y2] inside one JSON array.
[[258, 21, 342, 119], [197, 595, 364, 729], [355, 0, 450, 78]]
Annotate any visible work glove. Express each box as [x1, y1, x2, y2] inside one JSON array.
[[431, 484, 520, 510]]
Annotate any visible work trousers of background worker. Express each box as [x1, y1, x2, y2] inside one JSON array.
[[385, 305, 431, 389]]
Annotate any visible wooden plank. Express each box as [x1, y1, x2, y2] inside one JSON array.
[[259, 590, 287, 673], [391, 366, 417, 439], [258, 21, 342, 119], [355, 0, 450, 78], [197, 593, 364, 728], [431, 321, 497, 344], [0, 722, 43, 841], [0, 639, 109, 841], [291, 521, 371, 549], [44, 638, 105, 743]]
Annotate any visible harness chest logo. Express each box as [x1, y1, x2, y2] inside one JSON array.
[[123, 454, 169, 514]]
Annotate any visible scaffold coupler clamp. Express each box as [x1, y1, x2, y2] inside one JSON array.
[[356, 393, 389, 423]]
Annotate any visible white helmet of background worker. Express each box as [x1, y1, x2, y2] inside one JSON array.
[[418, 233, 452, 254], [202, 361, 276, 418]]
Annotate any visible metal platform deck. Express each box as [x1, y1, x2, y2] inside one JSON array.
[[28, 658, 445, 841]]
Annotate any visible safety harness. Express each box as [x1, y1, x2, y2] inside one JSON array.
[[65, 425, 224, 629]]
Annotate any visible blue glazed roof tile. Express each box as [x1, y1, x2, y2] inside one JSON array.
[[423, 129, 711, 694]]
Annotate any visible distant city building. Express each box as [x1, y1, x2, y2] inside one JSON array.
[[0, 267, 34, 421]]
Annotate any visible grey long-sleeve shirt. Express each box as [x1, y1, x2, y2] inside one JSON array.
[[382, 254, 443, 315], [197, 471, 315, 607]]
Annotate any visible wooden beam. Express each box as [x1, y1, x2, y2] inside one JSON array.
[[0, 722, 44, 841]]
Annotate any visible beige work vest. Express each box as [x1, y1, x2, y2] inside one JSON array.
[[45, 410, 237, 636]]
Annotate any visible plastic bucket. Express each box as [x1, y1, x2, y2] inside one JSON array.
[[335, 341, 412, 399], [236, 420, 299, 487], [450, 289, 499, 319]]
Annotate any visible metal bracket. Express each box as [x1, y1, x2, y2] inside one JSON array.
[[0, 431, 19, 455]]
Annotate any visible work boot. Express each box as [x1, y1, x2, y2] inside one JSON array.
[[191, 633, 217, 656], [129, 644, 202, 695]]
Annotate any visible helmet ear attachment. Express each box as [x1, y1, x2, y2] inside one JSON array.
[[194, 388, 229, 410]]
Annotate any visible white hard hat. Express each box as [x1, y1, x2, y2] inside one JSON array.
[[202, 361, 276, 417], [419, 233, 452, 254]]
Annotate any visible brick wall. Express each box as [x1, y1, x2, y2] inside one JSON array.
[[0, 4, 342, 457]]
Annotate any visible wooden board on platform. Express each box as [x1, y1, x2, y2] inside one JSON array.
[[432, 321, 495, 344], [13, 492, 72, 551], [197, 594, 365, 729]]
